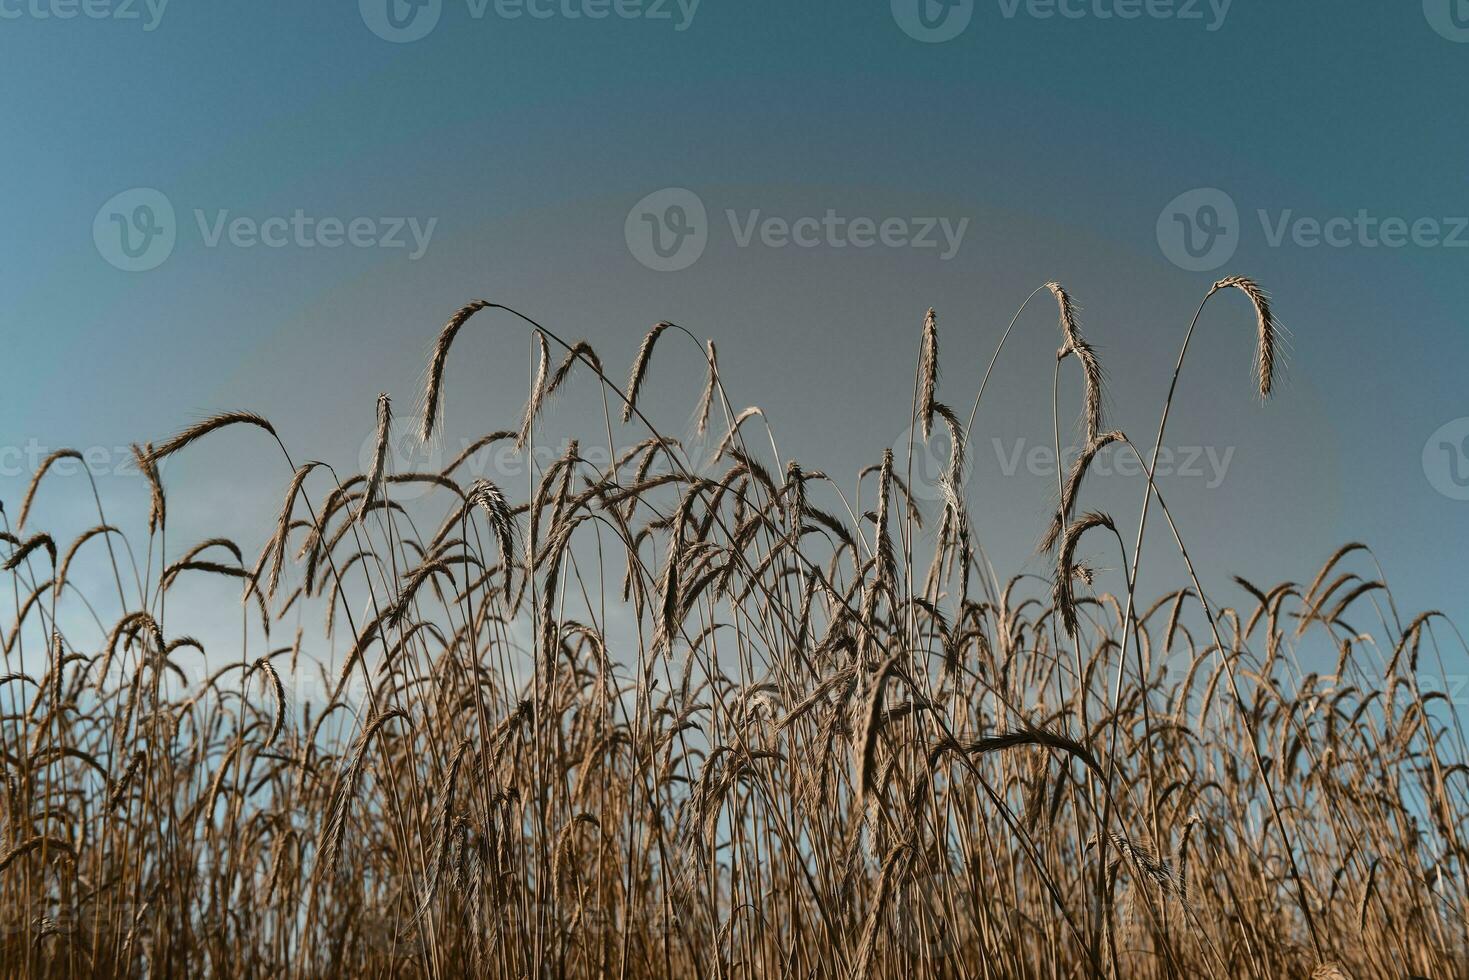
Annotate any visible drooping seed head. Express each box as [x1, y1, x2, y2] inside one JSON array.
[[1213, 276, 1277, 399]]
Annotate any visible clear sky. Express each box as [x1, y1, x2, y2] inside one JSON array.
[[3, 1, 1468, 648]]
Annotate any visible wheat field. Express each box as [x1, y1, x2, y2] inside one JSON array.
[[0, 279, 1462, 978]]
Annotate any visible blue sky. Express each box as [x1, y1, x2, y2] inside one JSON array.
[[3, 1, 1468, 646]]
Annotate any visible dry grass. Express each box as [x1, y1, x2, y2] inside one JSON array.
[[0, 280, 1463, 978]]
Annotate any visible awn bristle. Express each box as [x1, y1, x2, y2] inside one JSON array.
[[3, 533, 56, 571], [263, 462, 319, 599], [1055, 510, 1115, 636], [357, 393, 392, 524], [1046, 282, 1106, 443], [106, 751, 145, 810], [930, 402, 965, 488], [875, 448, 895, 581], [253, 656, 287, 748], [145, 411, 278, 465], [422, 299, 494, 442], [468, 479, 517, 600], [1213, 276, 1277, 399], [933, 727, 1103, 780], [131, 442, 166, 532], [517, 330, 551, 450], [546, 341, 603, 397], [623, 321, 673, 424], [1040, 430, 1126, 553], [694, 339, 718, 436], [857, 654, 900, 809], [919, 307, 939, 439], [17, 450, 84, 530]]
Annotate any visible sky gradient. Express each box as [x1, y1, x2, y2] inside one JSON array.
[[3, 1, 1468, 648]]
